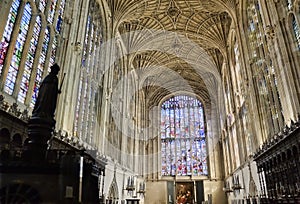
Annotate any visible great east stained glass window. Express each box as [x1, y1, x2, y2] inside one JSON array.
[[161, 95, 207, 176]]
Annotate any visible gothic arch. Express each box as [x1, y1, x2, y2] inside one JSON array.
[[107, 177, 119, 203]]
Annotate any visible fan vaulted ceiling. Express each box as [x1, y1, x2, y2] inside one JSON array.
[[105, 0, 235, 111]]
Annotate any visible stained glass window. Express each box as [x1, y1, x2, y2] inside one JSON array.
[[4, 3, 32, 95], [56, 0, 65, 33], [161, 95, 207, 176], [31, 27, 50, 107], [38, 0, 46, 13], [0, 0, 21, 75], [18, 16, 42, 103], [286, 0, 292, 10], [292, 15, 300, 49], [82, 16, 91, 67], [74, 0, 103, 143], [246, 0, 283, 138], [49, 35, 57, 68], [47, 0, 58, 24]]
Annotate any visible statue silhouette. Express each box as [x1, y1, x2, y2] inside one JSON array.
[[32, 63, 60, 121]]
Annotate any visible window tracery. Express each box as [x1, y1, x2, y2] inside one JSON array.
[[246, 0, 283, 139], [18, 16, 42, 103], [74, 1, 102, 144], [4, 3, 32, 95], [161, 95, 207, 176], [0, 0, 21, 75], [0, 0, 66, 108]]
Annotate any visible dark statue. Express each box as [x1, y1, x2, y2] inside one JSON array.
[[27, 63, 63, 155], [32, 63, 61, 121]]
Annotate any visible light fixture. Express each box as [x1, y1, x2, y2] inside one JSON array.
[[137, 182, 146, 197], [125, 176, 135, 197]]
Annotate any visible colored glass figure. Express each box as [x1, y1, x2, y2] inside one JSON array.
[[18, 16, 42, 103], [47, 0, 58, 24], [56, 0, 65, 33], [38, 0, 46, 13], [292, 15, 300, 49], [31, 27, 50, 107], [161, 96, 207, 176], [5, 3, 32, 95], [49, 36, 57, 69], [82, 16, 91, 67], [0, 0, 21, 74]]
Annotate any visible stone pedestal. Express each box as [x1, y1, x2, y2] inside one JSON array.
[[26, 117, 55, 160]]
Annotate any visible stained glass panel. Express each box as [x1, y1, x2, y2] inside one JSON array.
[[38, 0, 46, 13], [31, 27, 50, 107], [0, 0, 21, 74], [56, 0, 65, 32], [49, 35, 57, 68], [161, 95, 207, 176], [292, 15, 300, 49], [47, 0, 58, 24], [4, 3, 32, 95], [18, 16, 42, 103]]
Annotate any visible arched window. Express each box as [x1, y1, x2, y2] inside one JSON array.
[[246, 0, 283, 139], [0, 0, 21, 74], [18, 16, 42, 103], [0, 0, 66, 108], [74, 0, 103, 143], [31, 27, 50, 107], [161, 95, 207, 176], [4, 2, 32, 95]]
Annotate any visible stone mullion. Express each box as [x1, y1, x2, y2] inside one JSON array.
[[82, 74, 90, 141], [227, 126, 235, 172], [88, 28, 98, 145], [77, 71, 86, 139], [259, 17, 282, 134], [142, 97, 146, 177], [269, 2, 300, 121], [0, 0, 13, 38], [135, 90, 142, 174], [40, 25, 55, 79], [248, 1, 271, 143], [12, 5, 38, 99], [87, 84, 95, 144], [121, 66, 128, 166], [24, 16, 47, 107], [81, 27, 94, 141], [53, 0, 86, 131], [101, 31, 114, 156], [264, 36, 285, 129], [226, 54, 242, 169], [256, 34, 276, 137]]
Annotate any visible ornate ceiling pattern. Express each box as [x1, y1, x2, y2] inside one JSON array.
[[105, 0, 236, 111]]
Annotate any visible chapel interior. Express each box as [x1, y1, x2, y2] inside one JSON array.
[[0, 0, 300, 203]]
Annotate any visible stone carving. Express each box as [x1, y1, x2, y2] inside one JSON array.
[[9, 103, 21, 117]]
